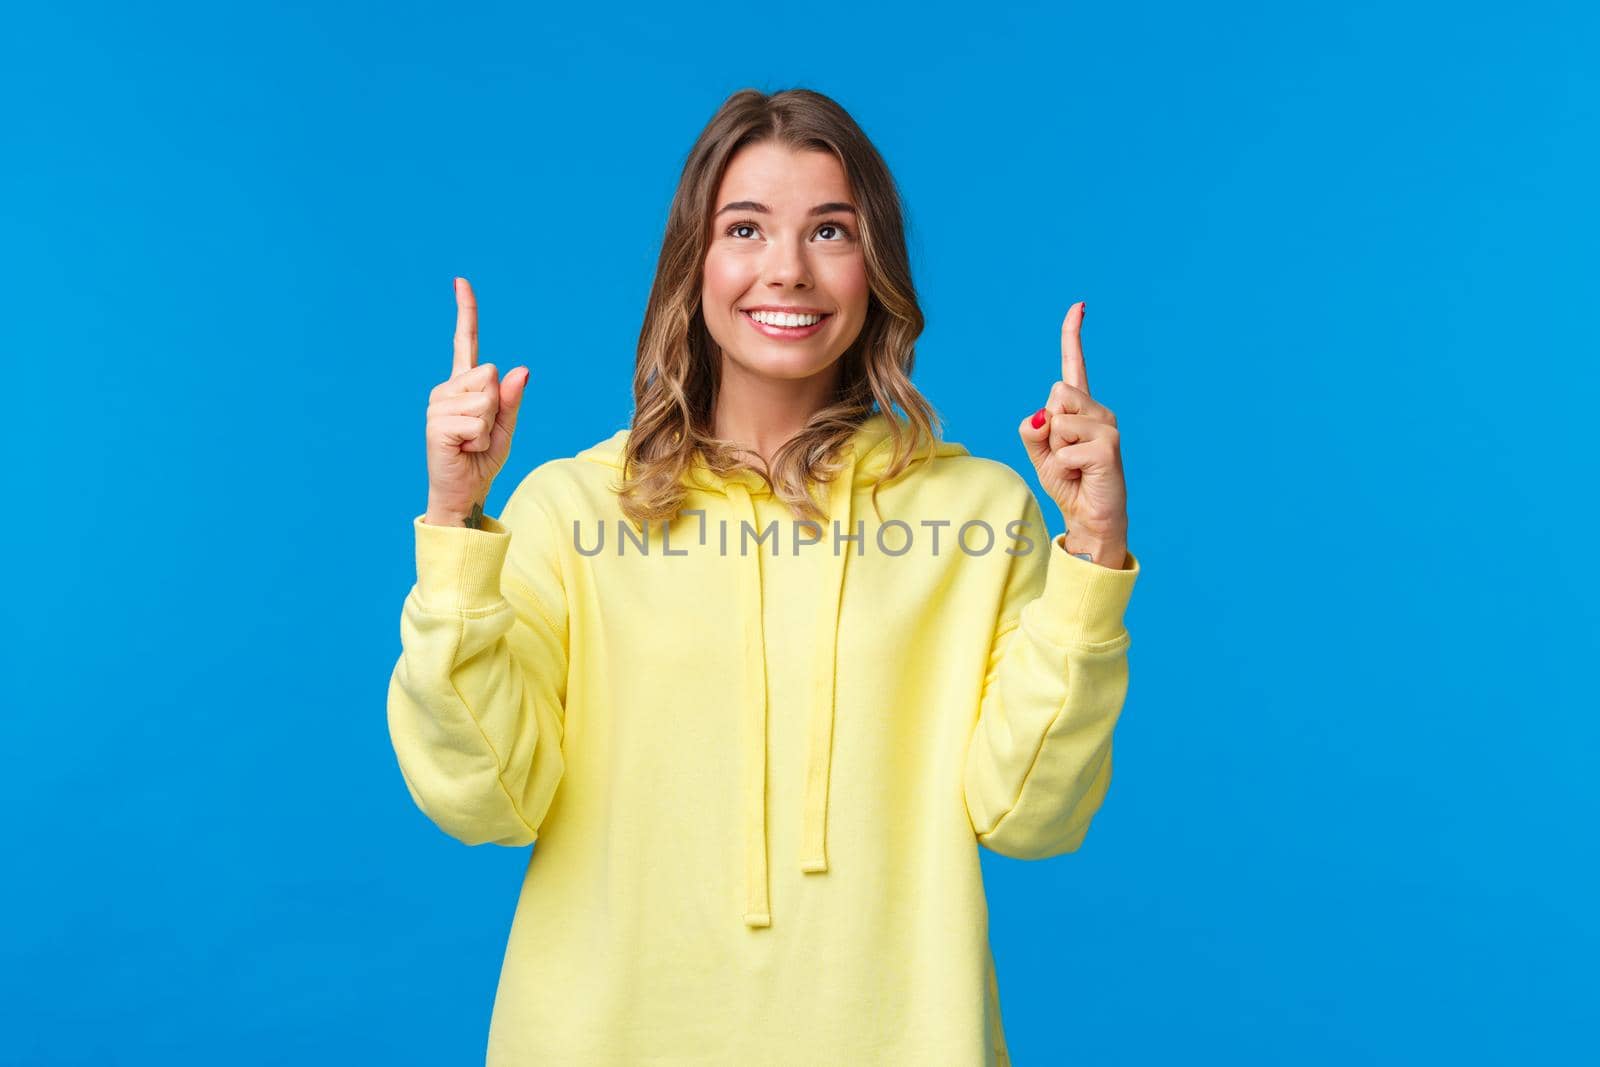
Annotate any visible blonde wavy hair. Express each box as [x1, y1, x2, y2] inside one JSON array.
[[617, 87, 944, 526]]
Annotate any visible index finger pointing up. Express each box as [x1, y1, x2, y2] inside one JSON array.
[[1060, 301, 1089, 396], [452, 276, 479, 378]]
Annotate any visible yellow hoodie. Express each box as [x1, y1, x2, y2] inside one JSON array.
[[387, 412, 1140, 1065]]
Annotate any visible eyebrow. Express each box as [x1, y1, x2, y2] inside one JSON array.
[[714, 200, 857, 217]]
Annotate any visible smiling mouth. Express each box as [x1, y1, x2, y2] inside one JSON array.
[[739, 309, 832, 338]]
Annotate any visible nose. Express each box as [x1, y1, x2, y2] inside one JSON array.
[[760, 232, 813, 290]]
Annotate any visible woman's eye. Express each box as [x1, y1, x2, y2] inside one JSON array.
[[724, 221, 854, 241]]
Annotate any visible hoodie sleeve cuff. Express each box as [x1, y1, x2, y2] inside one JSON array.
[[411, 512, 512, 614], [1024, 534, 1141, 648]]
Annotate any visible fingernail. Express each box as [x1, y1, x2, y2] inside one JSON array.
[[1081, 301, 1087, 317], [1031, 409, 1048, 429]]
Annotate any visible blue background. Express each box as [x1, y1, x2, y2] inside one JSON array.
[[4, 1, 1595, 1063]]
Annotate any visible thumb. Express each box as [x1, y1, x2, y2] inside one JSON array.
[[1018, 407, 1052, 472], [497, 367, 530, 435]]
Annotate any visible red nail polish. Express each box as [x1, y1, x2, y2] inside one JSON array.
[[1081, 301, 1087, 317], [1031, 409, 1048, 429]]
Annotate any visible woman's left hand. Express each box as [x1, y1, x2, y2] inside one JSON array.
[[1018, 301, 1129, 568]]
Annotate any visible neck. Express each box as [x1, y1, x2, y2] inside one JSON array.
[[711, 352, 842, 467]]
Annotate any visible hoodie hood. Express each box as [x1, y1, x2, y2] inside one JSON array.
[[575, 412, 968, 927]]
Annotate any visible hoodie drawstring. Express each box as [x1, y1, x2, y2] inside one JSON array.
[[724, 478, 772, 928], [801, 458, 855, 877], [724, 447, 859, 929]]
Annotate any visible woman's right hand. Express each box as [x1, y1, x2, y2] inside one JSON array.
[[424, 277, 530, 526]]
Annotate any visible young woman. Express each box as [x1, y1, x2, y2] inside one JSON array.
[[389, 88, 1140, 1065]]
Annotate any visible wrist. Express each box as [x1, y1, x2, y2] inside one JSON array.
[[424, 499, 487, 528], [1059, 524, 1128, 570]]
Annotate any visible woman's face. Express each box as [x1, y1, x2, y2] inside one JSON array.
[[701, 141, 870, 388]]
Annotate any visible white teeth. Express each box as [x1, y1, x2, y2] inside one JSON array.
[[747, 310, 823, 328]]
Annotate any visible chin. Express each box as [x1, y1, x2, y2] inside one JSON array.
[[725, 348, 841, 381]]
